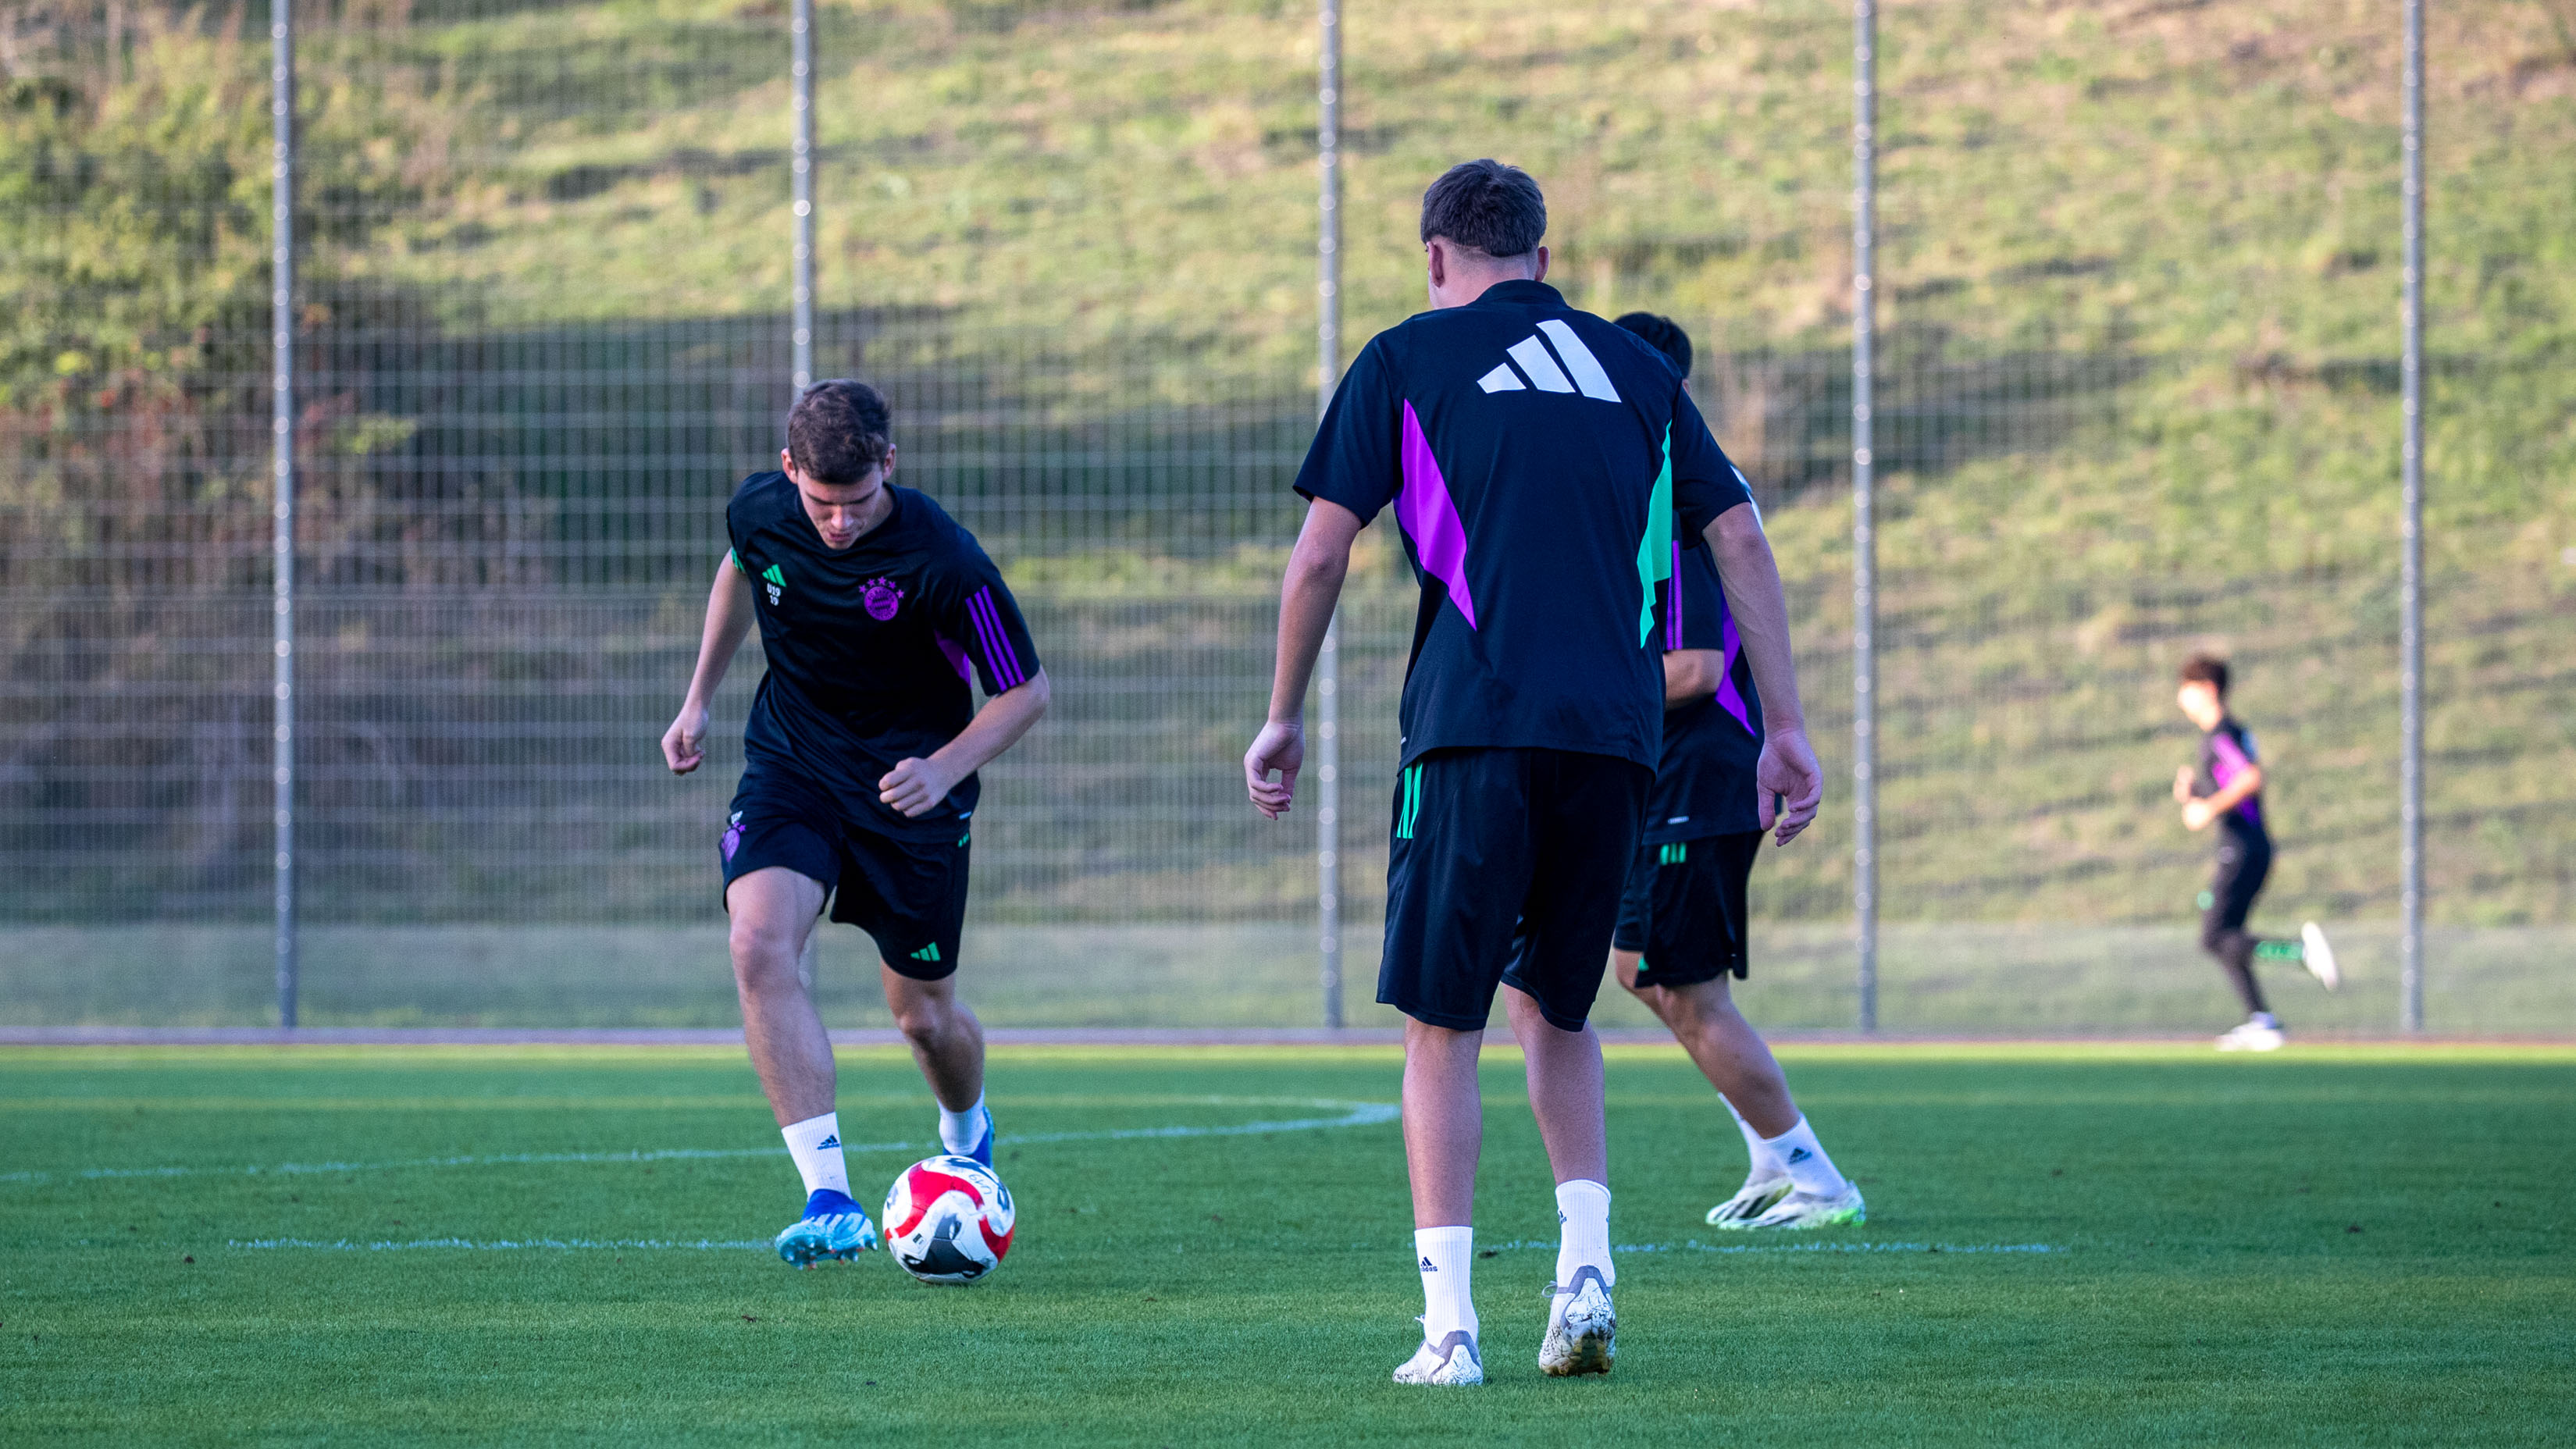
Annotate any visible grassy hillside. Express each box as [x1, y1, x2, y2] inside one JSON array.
[[8, 0, 2572, 931]]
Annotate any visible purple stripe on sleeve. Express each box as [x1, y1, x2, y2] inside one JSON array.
[[934, 632, 974, 683], [968, 588, 1025, 689], [1394, 402, 1479, 629], [962, 589, 1006, 685], [2211, 731, 2261, 826], [1712, 612, 1755, 737]]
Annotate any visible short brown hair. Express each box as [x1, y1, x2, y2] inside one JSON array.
[[1419, 160, 1546, 258], [786, 379, 893, 485], [2178, 653, 2231, 696]]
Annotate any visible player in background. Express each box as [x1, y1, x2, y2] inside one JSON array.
[[663, 380, 1049, 1264], [1605, 313, 1858, 1230], [1245, 162, 1822, 1386], [2172, 653, 2336, 1052]]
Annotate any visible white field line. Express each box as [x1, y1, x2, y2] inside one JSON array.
[[2, 1098, 1400, 1187], [224, 1234, 2065, 1255], [1484, 1237, 2061, 1255]]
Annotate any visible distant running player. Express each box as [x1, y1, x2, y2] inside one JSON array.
[[2172, 653, 2336, 1052], [1245, 162, 1822, 1387], [1608, 312, 1858, 1231], [663, 379, 1049, 1263]]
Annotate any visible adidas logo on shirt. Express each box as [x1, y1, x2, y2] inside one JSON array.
[[761, 563, 786, 605], [1475, 319, 1623, 402]]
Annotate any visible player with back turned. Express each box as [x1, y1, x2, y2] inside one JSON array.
[[662, 380, 1049, 1264], [1608, 312, 1863, 1230], [1245, 162, 1822, 1387]]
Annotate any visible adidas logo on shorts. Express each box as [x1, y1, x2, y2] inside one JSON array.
[[1475, 320, 1623, 402]]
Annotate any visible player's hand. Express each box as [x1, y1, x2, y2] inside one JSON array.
[[879, 757, 960, 818], [2182, 799, 2214, 831], [1755, 725, 1823, 846], [2173, 764, 2196, 804], [1245, 719, 1305, 820], [662, 703, 710, 775]]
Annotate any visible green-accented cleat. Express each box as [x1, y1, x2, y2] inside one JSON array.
[[1742, 1183, 1867, 1230], [1707, 1174, 1794, 1230], [775, 1188, 880, 1267]]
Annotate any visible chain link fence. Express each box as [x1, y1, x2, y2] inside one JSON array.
[[7, 0, 2571, 1031]]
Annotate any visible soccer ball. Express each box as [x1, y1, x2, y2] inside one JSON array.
[[882, 1155, 1015, 1284]]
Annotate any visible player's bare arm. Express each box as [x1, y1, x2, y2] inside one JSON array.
[[880, 669, 1052, 817], [2182, 761, 2262, 831], [1702, 502, 1822, 844], [1662, 648, 1724, 705], [1244, 497, 1363, 820], [663, 550, 757, 774]]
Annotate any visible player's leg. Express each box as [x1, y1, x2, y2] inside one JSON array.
[[1609, 838, 1791, 1219], [2204, 842, 2283, 1050], [845, 824, 993, 1166], [881, 967, 990, 1162], [724, 852, 878, 1265], [1624, 830, 1858, 1228], [1504, 751, 1650, 1380], [729, 866, 836, 1123], [1381, 749, 1526, 1387]]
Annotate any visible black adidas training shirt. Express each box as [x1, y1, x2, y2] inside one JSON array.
[[725, 473, 1042, 842], [1294, 279, 1754, 773]]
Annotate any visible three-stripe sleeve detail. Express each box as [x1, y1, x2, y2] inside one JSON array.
[[964, 586, 1028, 689]]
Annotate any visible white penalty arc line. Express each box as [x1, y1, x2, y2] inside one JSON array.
[[2, 1098, 1401, 1187]]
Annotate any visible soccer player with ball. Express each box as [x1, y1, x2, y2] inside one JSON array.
[[1245, 162, 1822, 1385], [664, 379, 1049, 1268]]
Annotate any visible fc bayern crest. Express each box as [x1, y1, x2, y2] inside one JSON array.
[[861, 577, 905, 621]]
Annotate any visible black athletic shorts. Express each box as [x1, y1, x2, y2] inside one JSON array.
[[1378, 747, 1652, 1033], [2200, 831, 2272, 938], [721, 762, 971, 980], [1612, 829, 1763, 988]]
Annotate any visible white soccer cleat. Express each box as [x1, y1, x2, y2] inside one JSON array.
[[1743, 1183, 1867, 1230], [2217, 1019, 2286, 1052], [2301, 922, 2340, 990], [1706, 1173, 1794, 1230], [1392, 1329, 1484, 1387], [1537, 1266, 1616, 1377]]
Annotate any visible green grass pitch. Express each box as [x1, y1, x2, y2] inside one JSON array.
[[3, 1043, 2571, 1444]]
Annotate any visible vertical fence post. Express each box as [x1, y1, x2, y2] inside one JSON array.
[[2398, 0, 2426, 1034], [270, 0, 299, 1030], [1850, 0, 1879, 1033], [1314, 0, 1344, 1031], [790, 0, 815, 393]]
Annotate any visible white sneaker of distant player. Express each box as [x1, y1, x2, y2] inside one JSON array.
[[1537, 1266, 1616, 1377], [1392, 1327, 1484, 1387], [2217, 1019, 2286, 1052], [2301, 922, 2340, 990]]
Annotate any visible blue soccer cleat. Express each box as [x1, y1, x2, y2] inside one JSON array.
[[774, 1188, 879, 1268]]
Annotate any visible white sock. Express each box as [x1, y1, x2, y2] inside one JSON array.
[[1761, 1116, 1848, 1198], [781, 1111, 850, 1198], [1724, 1096, 1787, 1180], [1415, 1226, 1477, 1344], [1553, 1179, 1614, 1291], [938, 1092, 989, 1155]]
